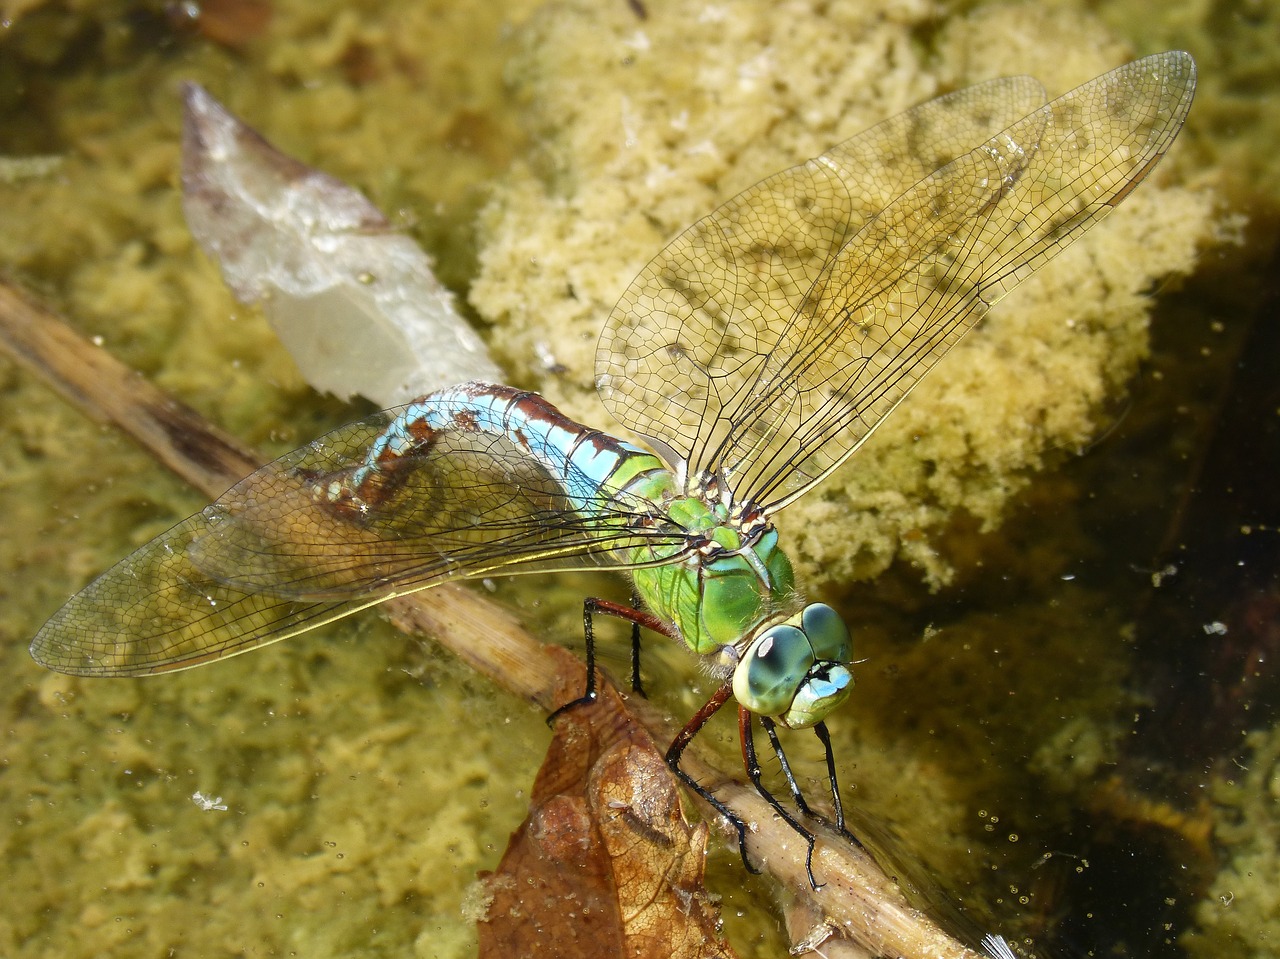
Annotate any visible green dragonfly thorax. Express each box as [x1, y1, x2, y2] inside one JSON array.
[[626, 479, 854, 727], [617, 464, 852, 726], [623, 469, 795, 654]]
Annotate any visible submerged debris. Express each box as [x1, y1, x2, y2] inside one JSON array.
[[181, 83, 502, 407]]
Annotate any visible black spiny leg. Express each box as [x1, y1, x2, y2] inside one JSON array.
[[811, 720, 863, 848], [742, 710, 821, 888], [548, 597, 669, 726], [664, 681, 760, 875], [760, 717, 864, 852], [759, 715, 818, 818]]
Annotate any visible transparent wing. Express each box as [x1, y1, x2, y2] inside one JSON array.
[[31, 410, 690, 677], [597, 52, 1195, 511], [31, 514, 375, 677], [596, 73, 1047, 472]]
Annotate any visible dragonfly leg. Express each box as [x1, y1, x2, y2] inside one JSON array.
[[811, 720, 863, 848], [742, 710, 821, 889], [546, 599, 602, 725], [760, 717, 864, 852], [664, 681, 761, 874], [758, 715, 817, 818], [629, 589, 646, 697], [547, 597, 670, 726]]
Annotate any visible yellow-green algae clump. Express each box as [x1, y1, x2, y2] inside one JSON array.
[[471, 0, 1219, 590], [1185, 725, 1280, 958]]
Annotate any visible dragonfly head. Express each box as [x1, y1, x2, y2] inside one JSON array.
[[732, 603, 853, 729]]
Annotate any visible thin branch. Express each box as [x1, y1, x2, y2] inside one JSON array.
[[0, 277, 982, 959]]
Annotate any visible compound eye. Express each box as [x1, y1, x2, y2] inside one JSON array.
[[802, 603, 851, 663], [732, 624, 814, 717]]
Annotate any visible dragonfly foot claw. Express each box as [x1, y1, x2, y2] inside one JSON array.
[[545, 690, 597, 727]]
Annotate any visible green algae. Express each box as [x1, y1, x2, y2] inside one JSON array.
[[1186, 725, 1280, 958]]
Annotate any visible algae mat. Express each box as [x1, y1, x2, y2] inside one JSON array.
[[2, 1, 1273, 957]]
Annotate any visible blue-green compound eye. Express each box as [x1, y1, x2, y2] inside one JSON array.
[[801, 603, 851, 663], [732, 603, 853, 728]]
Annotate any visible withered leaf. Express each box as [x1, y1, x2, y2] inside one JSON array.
[[477, 658, 735, 959]]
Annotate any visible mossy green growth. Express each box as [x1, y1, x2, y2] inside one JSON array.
[[1184, 724, 1280, 959]]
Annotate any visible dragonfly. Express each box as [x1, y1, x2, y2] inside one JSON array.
[[32, 52, 1195, 885]]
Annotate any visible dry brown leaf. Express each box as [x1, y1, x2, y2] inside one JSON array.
[[477, 652, 735, 959]]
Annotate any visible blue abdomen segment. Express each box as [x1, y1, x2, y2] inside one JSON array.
[[341, 382, 668, 515]]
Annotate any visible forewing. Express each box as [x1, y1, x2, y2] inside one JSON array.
[[31, 511, 369, 676], [725, 52, 1196, 508], [596, 74, 1047, 471], [31, 412, 689, 677]]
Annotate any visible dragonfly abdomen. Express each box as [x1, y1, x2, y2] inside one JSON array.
[[330, 382, 668, 517]]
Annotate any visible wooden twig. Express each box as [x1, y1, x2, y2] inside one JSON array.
[[0, 277, 982, 959]]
